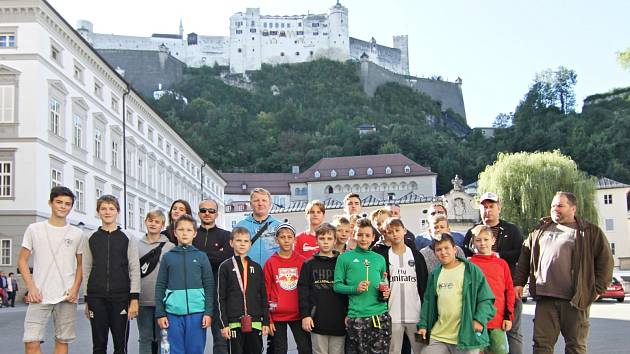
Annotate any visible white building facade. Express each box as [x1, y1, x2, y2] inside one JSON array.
[[0, 0, 226, 274], [595, 177, 630, 269], [76, 2, 409, 75]]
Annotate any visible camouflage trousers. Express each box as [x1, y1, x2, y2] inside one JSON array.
[[346, 313, 392, 354]]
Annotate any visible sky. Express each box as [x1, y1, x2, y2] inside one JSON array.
[[47, 0, 630, 128]]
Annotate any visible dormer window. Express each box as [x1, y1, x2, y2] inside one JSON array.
[[385, 166, 392, 174], [404, 165, 411, 173], [348, 169, 355, 177], [314, 170, 321, 178], [367, 168, 373, 176], [330, 170, 337, 177], [241, 183, 247, 190]]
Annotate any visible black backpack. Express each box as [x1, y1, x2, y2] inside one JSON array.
[[139, 242, 167, 278]]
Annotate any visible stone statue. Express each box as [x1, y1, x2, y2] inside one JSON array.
[[451, 175, 463, 192]]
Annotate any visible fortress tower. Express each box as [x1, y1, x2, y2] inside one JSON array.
[[229, 8, 263, 73], [393, 35, 409, 75], [327, 1, 350, 60]]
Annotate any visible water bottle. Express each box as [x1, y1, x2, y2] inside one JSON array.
[[160, 328, 170, 354]]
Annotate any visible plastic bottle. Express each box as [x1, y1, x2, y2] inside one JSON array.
[[161, 328, 170, 354]]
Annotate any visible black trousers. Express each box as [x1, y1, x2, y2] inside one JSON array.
[[87, 297, 130, 354], [270, 320, 312, 354], [228, 327, 263, 354]]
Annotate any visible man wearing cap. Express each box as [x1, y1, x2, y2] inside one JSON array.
[[414, 203, 465, 250], [462, 192, 524, 354]]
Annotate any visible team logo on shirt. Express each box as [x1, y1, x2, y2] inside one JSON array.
[[277, 267, 299, 291], [64, 238, 73, 246], [408, 259, 415, 267]]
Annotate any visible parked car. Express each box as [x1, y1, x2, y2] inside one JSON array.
[[599, 277, 626, 303]]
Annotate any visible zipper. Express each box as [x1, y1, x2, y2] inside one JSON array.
[[184, 247, 189, 314], [106, 233, 111, 295]]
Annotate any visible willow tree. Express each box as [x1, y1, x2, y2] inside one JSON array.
[[477, 150, 598, 234]]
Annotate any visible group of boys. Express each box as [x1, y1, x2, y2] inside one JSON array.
[[16, 186, 613, 354]]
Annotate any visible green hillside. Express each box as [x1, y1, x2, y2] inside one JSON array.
[[148, 60, 630, 194]]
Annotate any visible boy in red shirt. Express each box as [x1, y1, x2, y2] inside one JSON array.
[[264, 223, 312, 354], [295, 200, 325, 259], [469, 225, 514, 354]]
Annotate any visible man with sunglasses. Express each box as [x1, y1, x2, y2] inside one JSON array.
[[414, 203, 465, 250], [194, 199, 232, 354]]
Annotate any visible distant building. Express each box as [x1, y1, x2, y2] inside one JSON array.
[[356, 123, 376, 135], [76, 2, 410, 76], [0, 0, 226, 274], [474, 127, 496, 139], [595, 177, 630, 269]]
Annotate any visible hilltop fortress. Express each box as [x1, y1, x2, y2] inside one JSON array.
[[77, 2, 409, 75], [77, 1, 467, 122]]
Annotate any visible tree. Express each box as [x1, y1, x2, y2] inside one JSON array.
[[532, 66, 577, 114], [477, 151, 598, 234], [617, 48, 630, 71], [492, 112, 513, 128]]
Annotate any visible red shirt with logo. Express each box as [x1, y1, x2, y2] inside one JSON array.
[[295, 231, 320, 259], [263, 252, 306, 322]]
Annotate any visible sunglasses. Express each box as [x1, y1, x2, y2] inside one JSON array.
[[199, 208, 217, 214]]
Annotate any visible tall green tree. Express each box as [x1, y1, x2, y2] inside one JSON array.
[[477, 151, 598, 234], [618, 48, 630, 71]]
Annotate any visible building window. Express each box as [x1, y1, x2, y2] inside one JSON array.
[[330, 170, 337, 177], [127, 197, 135, 230], [94, 127, 103, 160], [138, 157, 144, 183], [158, 135, 163, 149], [367, 168, 373, 176], [49, 98, 61, 136], [235, 30, 242, 35], [112, 139, 120, 169], [126, 109, 134, 125], [0, 161, 12, 197], [73, 65, 84, 83], [74, 179, 85, 213], [295, 51, 300, 56], [385, 166, 392, 174], [605, 218, 614, 231], [404, 165, 411, 173], [0, 239, 10, 265], [139, 205, 145, 232], [0, 85, 15, 123], [148, 127, 154, 142], [72, 115, 83, 149], [314, 170, 320, 178], [95, 184, 103, 199], [250, 28, 257, 33], [94, 81, 103, 99], [166, 142, 171, 157], [297, 31, 304, 36], [137, 119, 144, 133], [348, 169, 355, 177], [126, 148, 135, 178], [604, 194, 613, 205], [610, 242, 616, 256], [51, 168, 62, 188], [50, 45, 62, 65], [111, 96, 119, 112], [312, 23, 320, 27], [0, 32, 16, 48], [280, 52, 285, 56]]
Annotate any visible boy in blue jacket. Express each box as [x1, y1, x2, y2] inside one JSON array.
[[155, 214, 214, 354]]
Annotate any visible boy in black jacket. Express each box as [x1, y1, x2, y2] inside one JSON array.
[[298, 223, 348, 354], [83, 195, 141, 354], [217, 227, 269, 354]]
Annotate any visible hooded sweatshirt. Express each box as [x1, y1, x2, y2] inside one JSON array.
[[263, 252, 305, 322], [469, 253, 514, 329], [154, 245, 214, 318], [297, 252, 348, 336], [137, 234, 175, 306], [236, 214, 282, 265]]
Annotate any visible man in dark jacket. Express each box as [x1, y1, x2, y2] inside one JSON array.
[[514, 192, 613, 354], [462, 192, 523, 354], [194, 199, 232, 354]]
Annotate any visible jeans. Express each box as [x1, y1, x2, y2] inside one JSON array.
[[507, 297, 523, 354], [137, 306, 161, 354]]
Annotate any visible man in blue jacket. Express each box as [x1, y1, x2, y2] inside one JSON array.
[[235, 188, 282, 266]]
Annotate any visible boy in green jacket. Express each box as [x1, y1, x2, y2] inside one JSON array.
[[334, 218, 391, 354], [417, 234, 495, 354]]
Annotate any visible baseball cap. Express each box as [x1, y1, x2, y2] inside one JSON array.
[[275, 222, 296, 237], [479, 192, 499, 203]]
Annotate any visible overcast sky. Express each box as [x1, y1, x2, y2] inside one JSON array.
[[48, 0, 630, 128]]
